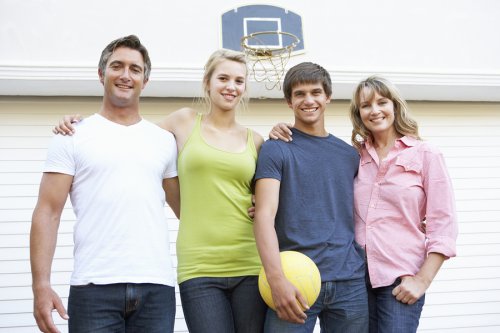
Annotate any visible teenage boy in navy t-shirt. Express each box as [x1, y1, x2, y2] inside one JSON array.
[[254, 62, 368, 333]]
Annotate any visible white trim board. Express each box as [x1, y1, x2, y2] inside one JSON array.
[[0, 64, 499, 101]]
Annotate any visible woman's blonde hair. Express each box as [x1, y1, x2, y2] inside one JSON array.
[[349, 76, 420, 150], [201, 49, 249, 113]]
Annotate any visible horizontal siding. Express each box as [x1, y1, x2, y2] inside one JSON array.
[[398, 102, 500, 332], [0, 97, 499, 332]]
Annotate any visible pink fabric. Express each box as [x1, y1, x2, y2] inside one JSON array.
[[354, 136, 458, 288]]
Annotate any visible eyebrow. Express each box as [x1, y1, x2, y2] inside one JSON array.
[[293, 88, 323, 95], [108, 60, 143, 72]]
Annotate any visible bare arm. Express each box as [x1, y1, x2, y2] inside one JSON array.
[[163, 177, 180, 219], [392, 252, 446, 304], [157, 108, 197, 151], [30, 172, 73, 333], [254, 178, 308, 323], [53, 108, 198, 152]]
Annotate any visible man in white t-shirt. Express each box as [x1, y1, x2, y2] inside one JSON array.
[[30, 35, 180, 333]]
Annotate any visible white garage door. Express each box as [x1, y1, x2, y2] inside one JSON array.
[[0, 97, 499, 332]]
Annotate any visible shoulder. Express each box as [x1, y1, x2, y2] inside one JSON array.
[[143, 119, 176, 142], [50, 116, 94, 144], [327, 135, 358, 156], [415, 140, 442, 155], [329, 134, 354, 147], [158, 107, 198, 134], [261, 138, 287, 150], [49, 132, 74, 148], [259, 139, 286, 157], [399, 139, 446, 171], [252, 130, 265, 152], [171, 107, 198, 120], [402, 138, 443, 159], [71, 114, 94, 131]]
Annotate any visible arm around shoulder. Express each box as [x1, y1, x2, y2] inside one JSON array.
[[157, 107, 197, 134]]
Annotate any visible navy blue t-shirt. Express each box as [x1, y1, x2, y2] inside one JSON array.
[[255, 128, 365, 281]]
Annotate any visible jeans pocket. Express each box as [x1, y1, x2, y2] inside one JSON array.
[[71, 283, 94, 289]]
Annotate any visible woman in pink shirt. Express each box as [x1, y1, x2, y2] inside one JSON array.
[[349, 76, 458, 332]]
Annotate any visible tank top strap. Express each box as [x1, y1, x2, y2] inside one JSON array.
[[194, 113, 203, 132], [178, 113, 203, 157], [246, 128, 258, 158]]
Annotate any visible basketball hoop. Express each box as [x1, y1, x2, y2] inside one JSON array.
[[241, 31, 300, 90]]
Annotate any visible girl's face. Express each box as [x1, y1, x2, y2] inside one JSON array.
[[358, 87, 396, 137], [208, 60, 247, 112]]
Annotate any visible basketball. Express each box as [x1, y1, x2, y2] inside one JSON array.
[[258, 251, 321, 310]]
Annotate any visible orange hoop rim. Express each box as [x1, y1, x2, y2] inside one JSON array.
[[241, 31, 300, 56]]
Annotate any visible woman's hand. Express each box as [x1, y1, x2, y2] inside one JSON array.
[[52, 114, 82, 135]]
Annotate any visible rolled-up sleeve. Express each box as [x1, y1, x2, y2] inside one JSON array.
[[422, 147, 458, 258]]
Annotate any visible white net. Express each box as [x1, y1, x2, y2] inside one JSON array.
[[241, 31, 300, 90]]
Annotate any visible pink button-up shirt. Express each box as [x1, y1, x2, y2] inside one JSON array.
[[354, 136, 458, 288]]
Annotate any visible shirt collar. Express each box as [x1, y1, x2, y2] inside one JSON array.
[[360, 135, 419, 164], [399, 135, 419, 147]]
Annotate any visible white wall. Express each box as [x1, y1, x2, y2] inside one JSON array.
[[1, 0, 499, 70], [1, 0, 499, 100], [1, 98, 499, 332]]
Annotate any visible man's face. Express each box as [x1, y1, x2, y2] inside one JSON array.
[[287, 82, 331, 127], [99, 46, 147, 107]]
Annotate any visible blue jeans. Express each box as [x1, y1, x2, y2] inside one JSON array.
[[264, 277, 369, 333], [367, 277, 425, 333], [68, 283, 175, 333], [179, 276, 267, 333]]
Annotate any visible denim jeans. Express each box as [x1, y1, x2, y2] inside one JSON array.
[[179, 276, 267, 333], [367, 277, 425, 333], [264, 277, 369, 333], [68, 283, 175, 333]]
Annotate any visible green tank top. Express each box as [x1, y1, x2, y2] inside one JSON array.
[[176, 114, 261, 283]]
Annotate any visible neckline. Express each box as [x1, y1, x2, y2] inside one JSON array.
[[95, 113, 144, 129], [197, 114, 249, 154]]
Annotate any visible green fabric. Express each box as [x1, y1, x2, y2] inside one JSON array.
[[176, 114, 261, 283]]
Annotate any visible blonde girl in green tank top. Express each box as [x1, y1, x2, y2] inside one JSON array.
[[161, 50, 267, 332], [52, 49, 267, 332], [159, 49, 267, 333]]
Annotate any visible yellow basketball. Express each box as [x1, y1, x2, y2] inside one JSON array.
[[258, 251, 321, 310]]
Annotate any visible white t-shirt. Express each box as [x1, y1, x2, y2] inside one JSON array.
[[44, 114, 177, 286]]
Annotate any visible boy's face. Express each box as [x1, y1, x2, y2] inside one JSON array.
[[287, 82, 331, 127]]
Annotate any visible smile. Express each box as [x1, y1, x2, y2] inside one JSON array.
[[302, 107, 318, 113], [222, 93, 237, 100]]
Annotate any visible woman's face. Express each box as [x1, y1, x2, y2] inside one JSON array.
[[208, 59, 247, 112], [358, 87, 396, 136]]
